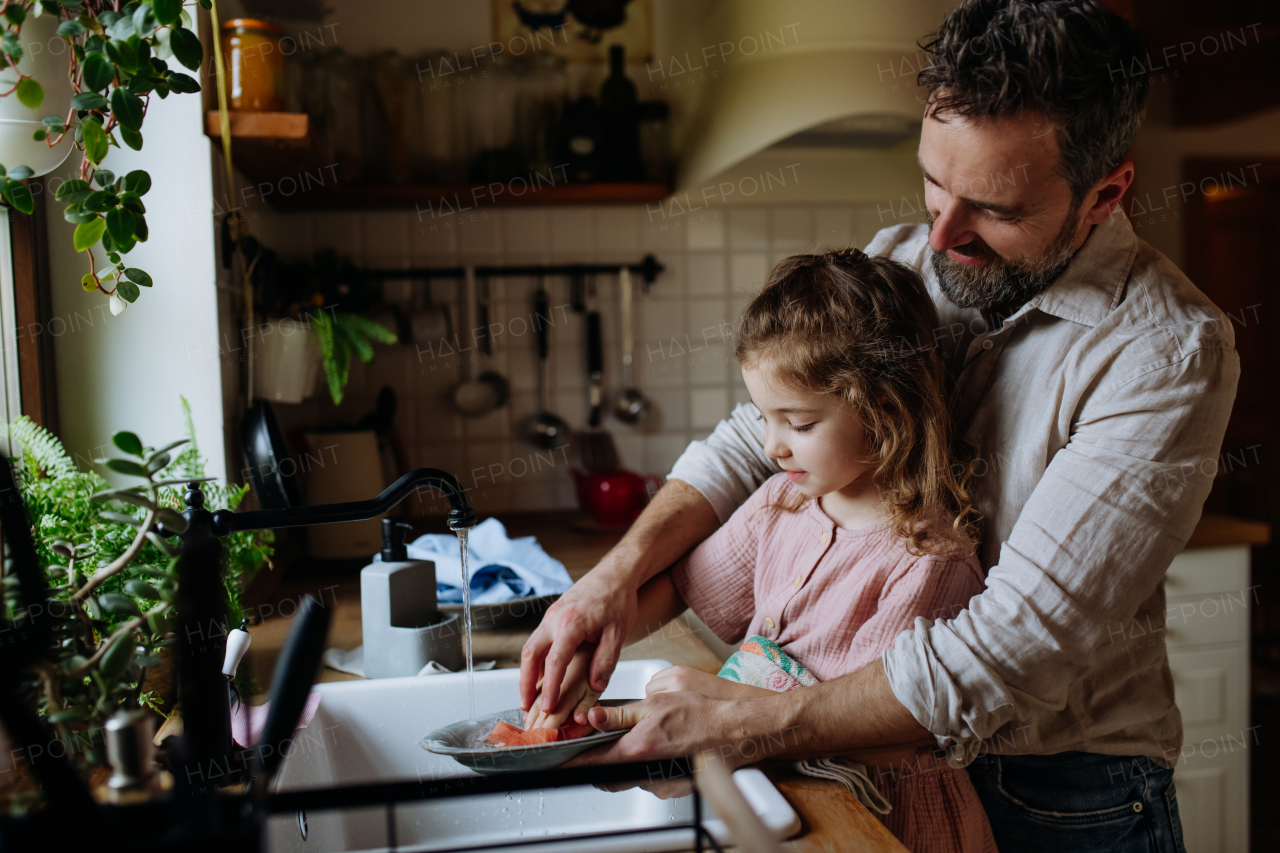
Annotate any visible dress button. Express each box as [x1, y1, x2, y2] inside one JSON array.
[[981, 339, 994, 350], [794, 573, 803, 589], [764, 616, 775, 630], [820, 530, 830, 545]]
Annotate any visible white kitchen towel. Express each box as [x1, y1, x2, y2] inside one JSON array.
[[321, 646, 496, 678], [375, 517, 573, 605], [795, 758, 893, 815]]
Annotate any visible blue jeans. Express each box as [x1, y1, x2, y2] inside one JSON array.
[[966, 752, 1185, 853]]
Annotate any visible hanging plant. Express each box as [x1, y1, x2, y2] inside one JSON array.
[[0, 0, 209, 315]]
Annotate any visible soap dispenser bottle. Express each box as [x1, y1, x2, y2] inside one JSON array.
[[360, 517, 464, 678]]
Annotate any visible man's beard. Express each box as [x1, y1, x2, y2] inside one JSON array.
[[928, 208, 1081, 313]]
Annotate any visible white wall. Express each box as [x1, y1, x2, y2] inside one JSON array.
[[44, 73, 224, 476]]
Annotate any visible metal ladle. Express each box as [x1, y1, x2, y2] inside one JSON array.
[[453, 266, 508, 417], [612, 266, 649, 425], [523, 278, 570, 449]]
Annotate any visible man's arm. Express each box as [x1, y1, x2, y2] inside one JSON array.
[[579, 660, 932, 768]]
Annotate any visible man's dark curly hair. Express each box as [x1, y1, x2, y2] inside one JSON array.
[[918, 0, 1149, 203]]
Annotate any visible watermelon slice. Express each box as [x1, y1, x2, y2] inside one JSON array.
[[484, 718, 599, 748]]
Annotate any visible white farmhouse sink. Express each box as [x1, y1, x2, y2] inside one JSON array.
[[265, 659, 800, 852]]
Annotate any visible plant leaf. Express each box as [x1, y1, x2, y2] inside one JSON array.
[[98, 633, 136, 682], [123, 170, 151, 195], [106, 207, 135, 244], [120, 125, 142, 151], [3, 181, 33, 215], [71, 91, 108, 111], [113, 431, 144, 455], [15, 78, 43, 110], [124, 267, 152, 287], [153, 0, 182, 25], [124, 579, 160, 600], [57, 20, 87, 37], [82, 52, 115, 91], [55, 179, 91, 202], [73, 218, 105, 252], [8, 165, 32, 180], [168, 26, 201, 71], [82, 119, 109, 163], [116, 278, 140, 303], [106, 38, 138, 73], [99, 592, 141, 617], [104, 458, 148, 478], [156, 507, 186, 531], [110, 87, 144, 131]]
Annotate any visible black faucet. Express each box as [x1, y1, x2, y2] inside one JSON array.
[[178, 467, 478, 796], [209, 467, 478, 536]]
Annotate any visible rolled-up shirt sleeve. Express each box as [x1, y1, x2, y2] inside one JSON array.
[[883, 340, 1239, 766], [668, 403, 779, 523]]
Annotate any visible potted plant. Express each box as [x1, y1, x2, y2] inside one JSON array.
[[0, 1, 209, 313], [2, 401, 271, 808]]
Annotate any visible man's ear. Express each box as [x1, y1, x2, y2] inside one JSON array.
[[1083, 160, 1135, 226]]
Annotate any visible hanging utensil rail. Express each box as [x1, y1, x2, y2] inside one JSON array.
[[364, 254, 665, 292]]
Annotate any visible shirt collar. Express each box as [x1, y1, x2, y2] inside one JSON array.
[[1026, 208, 1139, 328]]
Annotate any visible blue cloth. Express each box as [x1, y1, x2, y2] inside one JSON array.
[[967, 752, 1185, 852], [373, 517, 572, 605]]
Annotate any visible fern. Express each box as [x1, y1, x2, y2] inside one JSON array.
[[7, 416, 78, 479], [172, 395, 204, 479]]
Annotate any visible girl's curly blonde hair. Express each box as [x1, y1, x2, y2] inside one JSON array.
[[736, 247, 979, 556]]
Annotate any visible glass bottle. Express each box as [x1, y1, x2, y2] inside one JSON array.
[[599, 44, 641, 181]]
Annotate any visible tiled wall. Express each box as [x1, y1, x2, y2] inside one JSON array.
[[250, 202, 892, 516]]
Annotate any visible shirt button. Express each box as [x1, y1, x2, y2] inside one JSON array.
[[764, 616, 775, 630], [794, 573, 803, 589], [982, 339, 994, 350], [820, 530, 830, 545]]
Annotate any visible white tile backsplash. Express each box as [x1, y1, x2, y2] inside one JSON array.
[[259, 201, 885, 512]]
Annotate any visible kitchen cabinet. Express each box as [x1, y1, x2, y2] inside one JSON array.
[[1166, 515, 1268, 852]]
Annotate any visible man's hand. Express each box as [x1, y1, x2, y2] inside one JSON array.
[[525, 641, 602, 730], [566, 661, 935, 769], [518, 480, 721, 714], [567, 690, 758, 770]]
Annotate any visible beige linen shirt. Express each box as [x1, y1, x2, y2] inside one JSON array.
[[669, 210, 1239, 767]]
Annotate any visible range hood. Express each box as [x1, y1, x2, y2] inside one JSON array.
[[673, 0, 950, 191]]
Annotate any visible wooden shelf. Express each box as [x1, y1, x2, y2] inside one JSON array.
[[204, 110, 672, 212]]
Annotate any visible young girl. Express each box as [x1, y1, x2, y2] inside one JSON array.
[[529, 248, 995, 853]]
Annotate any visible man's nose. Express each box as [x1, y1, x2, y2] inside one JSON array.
[[928, 198, 977, 253]]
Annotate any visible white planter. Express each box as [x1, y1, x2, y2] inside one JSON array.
[[0, 15, 75, 177], [253, 318, 320, 404]]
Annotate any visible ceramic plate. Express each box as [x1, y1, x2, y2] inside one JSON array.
[[420, 699, 635, 775]]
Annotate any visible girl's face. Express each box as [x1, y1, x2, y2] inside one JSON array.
[[741, 363, 877, 499]]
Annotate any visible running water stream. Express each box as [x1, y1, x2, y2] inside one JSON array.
[[456, 529, 475, 720]]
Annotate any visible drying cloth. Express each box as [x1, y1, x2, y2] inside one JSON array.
[[231, 692, 322, 752], [321, 645, 495, 678], [717, 635, 892, 815], [375, 518, 573, 605]]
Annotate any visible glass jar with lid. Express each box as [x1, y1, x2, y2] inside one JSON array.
[[220, 19, 284, 111]]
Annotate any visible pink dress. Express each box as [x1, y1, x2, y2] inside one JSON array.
[[672, 473, 998, 853]]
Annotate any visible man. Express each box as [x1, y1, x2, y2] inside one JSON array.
[[520, 1, 1237, 849]]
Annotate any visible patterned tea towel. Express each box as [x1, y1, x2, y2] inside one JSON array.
[[717, 635, 892, 815]]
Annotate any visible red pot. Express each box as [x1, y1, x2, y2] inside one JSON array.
[[571, 468, 663, 528]]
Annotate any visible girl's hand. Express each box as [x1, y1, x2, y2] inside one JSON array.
[[524, 641, 602, 731], [645, 665, 777, 701]]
